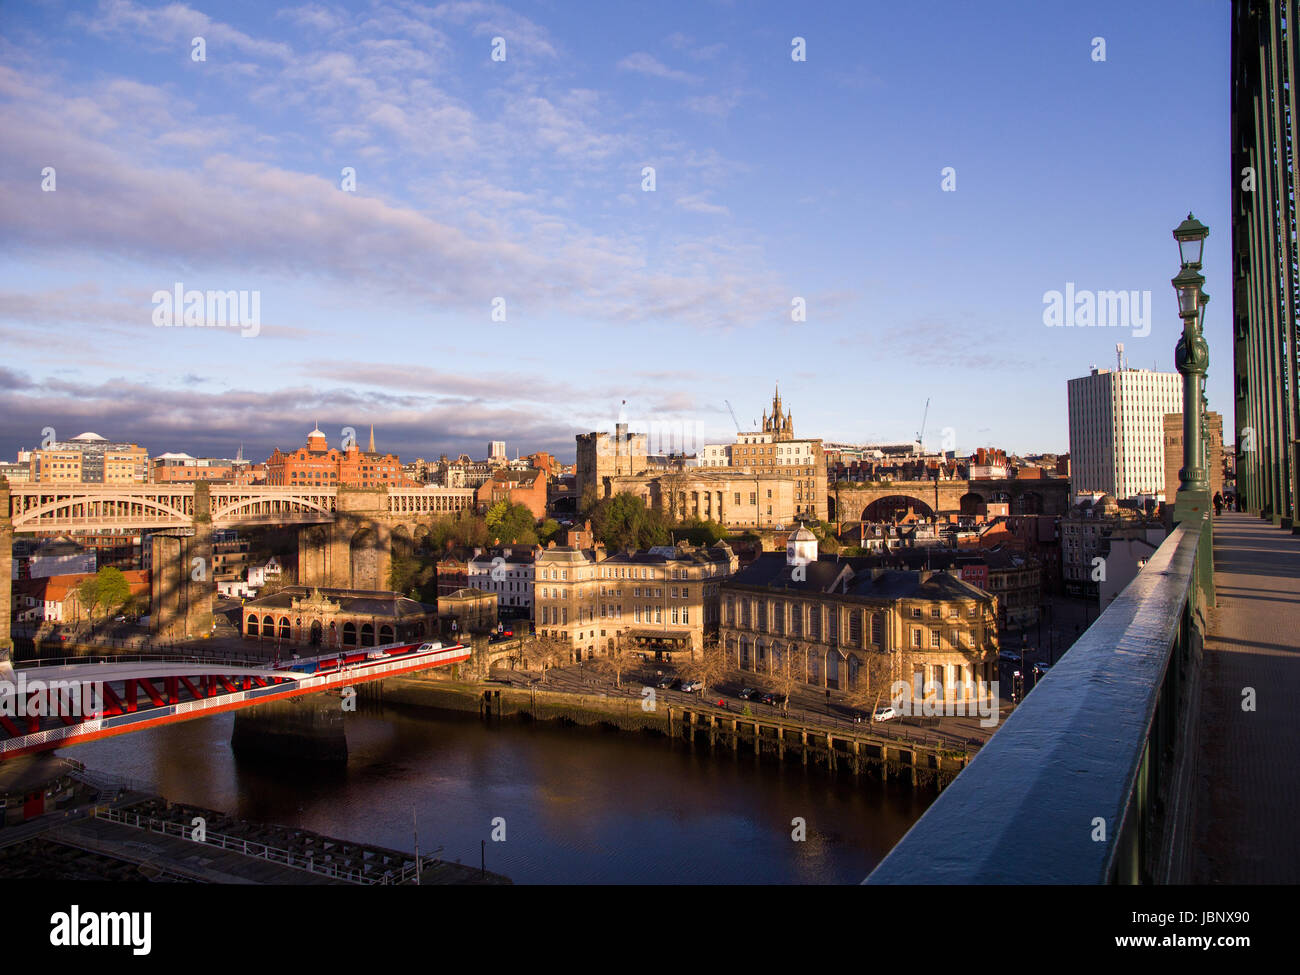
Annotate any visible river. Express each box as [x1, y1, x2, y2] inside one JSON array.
[[62, 703, 932, 884]]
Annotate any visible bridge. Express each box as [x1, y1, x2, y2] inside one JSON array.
[[827, 477, 1071, 525], [0, 640, 469, 761], [0, 479, 477, 646]]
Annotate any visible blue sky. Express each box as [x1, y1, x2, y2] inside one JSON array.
[[0, 0, 1232, 464]]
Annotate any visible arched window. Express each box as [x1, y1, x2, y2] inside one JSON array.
[[310, 620, 322, 646], [739, 637, 751, 670], [246, 615, 258, 636], [847, 653, 860, 689], [360, 623, 374, 647], [342, 622, 357, 647], [279, 617, 290, 640], [380, 625, 394, 645], [756, 639, 767, 673], [262, 615, 275, 635]]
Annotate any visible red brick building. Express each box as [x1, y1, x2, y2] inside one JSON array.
[[475, 468, 546, 520], [266, 426, 418, 488]]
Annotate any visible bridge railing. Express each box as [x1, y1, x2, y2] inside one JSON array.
[[866, 515, 1210, 884]]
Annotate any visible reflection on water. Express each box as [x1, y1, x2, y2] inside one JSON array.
[[65, 704, 932, 884]]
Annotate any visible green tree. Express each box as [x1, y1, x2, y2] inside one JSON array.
[[538, 518, 561, 545], [486, 500, 538, 545], [79, 566, 130, 622], [675, 518, 729, 546]]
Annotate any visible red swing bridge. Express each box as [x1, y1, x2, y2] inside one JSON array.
[[0, 640, 469, 761]]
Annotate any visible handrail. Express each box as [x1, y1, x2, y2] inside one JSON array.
[[867, 520, 1204, 884]]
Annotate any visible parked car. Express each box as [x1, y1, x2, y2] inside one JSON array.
[[738, 687, 756, 699], [872, 706, 901, 722], [656, 675, 675, 689], [1033, 662, 1052, 679], [760, 691, 778, 706], [680, 679, 703, 693], [113, 615, 127, 623]]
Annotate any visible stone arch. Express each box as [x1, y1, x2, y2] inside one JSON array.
[[959, 492, 985, 517], [826, 648, 842, 690], [861, 495, 935, 522], [390, 523, 414, 564], [279, 616, 291, 640], [310, 620, 322, 646], [246, 615, 259, 636], [380, 624, 394, 644], [1016, 490, 1044, 515], [847, 652, 860, 689], [360, 622, 374, 647], [756, 638, 767, 673], [349, 527, 381, 590], [342, 621, 357, 647], [413, 522, 432, 555]]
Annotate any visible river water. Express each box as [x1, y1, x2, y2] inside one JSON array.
[[63, 703, 932, 884]]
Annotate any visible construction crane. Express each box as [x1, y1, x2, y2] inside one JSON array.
[[916, 397, 930, 449], [724, 400, 742, 433]]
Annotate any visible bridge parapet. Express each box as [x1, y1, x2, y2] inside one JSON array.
[[867, 515, 1210, 884]]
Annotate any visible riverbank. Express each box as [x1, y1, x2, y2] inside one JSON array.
[[380, 675, 970, 790]]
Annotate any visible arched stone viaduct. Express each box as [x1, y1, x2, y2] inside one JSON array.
[[826, 478, 1071, 527]]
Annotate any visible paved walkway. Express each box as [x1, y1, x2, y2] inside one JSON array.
[[1192, 512, 1300, 883]]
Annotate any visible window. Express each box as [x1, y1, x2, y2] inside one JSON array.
[[871, 612, 883, 646], [912, 628, 922, 648], [930, 606, 941, 619], [911, 607, 921, 618], [931, 629, 941, 647]]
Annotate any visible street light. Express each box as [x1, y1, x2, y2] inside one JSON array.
[[1172, 214, 1211, 518], [1172, 212, 1209, 269]]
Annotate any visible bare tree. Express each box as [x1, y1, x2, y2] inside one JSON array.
[[590, 629, 637, 688], [841, 649, 898, 721], [681, 637, 730, 701], [768, 643, 805, 716], [521, 633, 570, 674]]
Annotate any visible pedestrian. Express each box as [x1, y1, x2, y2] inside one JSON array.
[[1213, 491, 1224, 515]]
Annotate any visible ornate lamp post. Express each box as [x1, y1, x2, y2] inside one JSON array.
[[1172, 214, 1211, 524]]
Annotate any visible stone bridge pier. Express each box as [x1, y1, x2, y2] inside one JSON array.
[[298, 488, 394, 591], [151, 482, 215, 639], [0, 478, 13, 667]]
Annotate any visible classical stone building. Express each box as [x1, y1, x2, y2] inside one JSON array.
[[28, 433, 148, 484], [241, 586, 437, 649], [605, 470, 796, 530], [468, 547, 537, 617], [698, 387, 828, 520], [719, 527, 999, 703], [534, 541, 738, 663], [439, 587, 499, 636]]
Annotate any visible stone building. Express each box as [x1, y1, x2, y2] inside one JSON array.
[[241, 586, 437, 649], [475, 468, 547, 521], [438, 587, 499, 636], [575, 422, 649, 500], [534, 541, 738, 663], [719, 527, 999, 703], [1060, 496, 1165, 599], [605, 470, 796, 530], [698, 387, 828, 520], [468, 547, 537, 617]]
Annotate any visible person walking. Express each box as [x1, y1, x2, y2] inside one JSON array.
[[1213, 491, 1224, 515]]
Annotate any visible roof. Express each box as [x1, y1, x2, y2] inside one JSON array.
[[244, 586, 434, 616], [72, 432, 107, 441], [725, 554, 994, 603]]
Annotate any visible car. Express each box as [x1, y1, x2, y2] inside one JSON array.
[[366, 650, 390, 660], [1033, 662, 1052, 678], [998, 650, 1021, 665], [738, 687, 756, 699], [113, 615, 126, 623], [872, 706, 901, 722], [656, 675, 675, 689], [760, 691, 778, 705], [680, 679, 703, 693], [502, 629, 513, 638]]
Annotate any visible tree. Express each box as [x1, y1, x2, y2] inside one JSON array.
[[521, 633, 570, 672], [538, 518, 561, 545], [768, 644, 805, 716], [675, 518, 728, 546], [590, 630, 637, 688], [681, 638, 730, 700], [78, 567, 130, 624], [486, 500, 538, 545], [842, 650, 899, 721]]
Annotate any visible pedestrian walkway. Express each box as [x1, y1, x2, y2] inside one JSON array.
[[1192, 512, 1300, 882]]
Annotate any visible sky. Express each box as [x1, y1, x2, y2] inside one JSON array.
[[0, 0, 1233, 465]]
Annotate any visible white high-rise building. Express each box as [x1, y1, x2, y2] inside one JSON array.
[[1067, 367, 1183, 500]]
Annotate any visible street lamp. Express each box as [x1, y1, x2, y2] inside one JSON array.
[[1172, 214, 1211, 521]]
